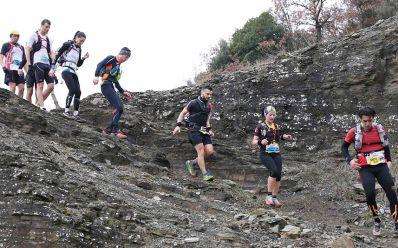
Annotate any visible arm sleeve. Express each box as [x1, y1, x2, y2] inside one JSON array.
[[114, 81, 124, 94], [95, 55, 113, 77], [20, 46, 27, 69], [53, 42, 71, 65], [77, 49, 85, 67], [0, 43, 9, 55], [342, 141, 352, 164], [342, 129, 355, 164], [384, 145, 392, 162]]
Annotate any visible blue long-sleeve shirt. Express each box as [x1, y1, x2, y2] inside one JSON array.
[[95, 55, 124, 93]]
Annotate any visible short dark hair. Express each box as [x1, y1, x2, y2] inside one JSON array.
[[41, 19, 51, 26], [358, 107, 376, 118], [119, 47, 131, 57], [202, 86, 213, 92]]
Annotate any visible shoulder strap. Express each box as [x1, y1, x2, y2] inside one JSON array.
[[4, 43, 14, 66], [186, 98, 210, 123], [107, 56, 115, 64], [6, 42, 13, 54], [375, 123, 388, 147], [32, 31, 42, 53], [354, 124, 362, 150], [61, 41, 75, 57], [260, 122, 268, 130], [15, 43, 24, 52], [45, 36, 50, 53]]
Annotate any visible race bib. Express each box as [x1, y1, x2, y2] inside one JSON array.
[[365, 151, 386, 166], [10, 60, 21, 70], [266, 143, 280, 153]]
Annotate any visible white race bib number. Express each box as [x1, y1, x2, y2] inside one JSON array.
[[266, 143, 280, 153], [365, 151, 386, 166]]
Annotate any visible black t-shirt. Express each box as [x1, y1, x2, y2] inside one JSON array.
[[186, 97, 211, 127], [254, 122, 284, 149]]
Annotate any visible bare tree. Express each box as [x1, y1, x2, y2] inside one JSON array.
[[273, 0, 342, 43]]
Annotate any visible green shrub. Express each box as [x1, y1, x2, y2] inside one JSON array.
[[209, 39, 232, 71], [229, 11, 285, 62]]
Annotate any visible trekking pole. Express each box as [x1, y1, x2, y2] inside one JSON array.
[[51, 91, 61, 109]]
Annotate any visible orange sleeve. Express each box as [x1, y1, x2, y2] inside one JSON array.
[[344, 128, 355, 143]]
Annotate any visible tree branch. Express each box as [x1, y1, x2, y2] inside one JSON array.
[[293, 2, 311, 11]]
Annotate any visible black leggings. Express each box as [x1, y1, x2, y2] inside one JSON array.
[[259, 152, 283, 181], [360, 163, 398, 221], [62, 70, 81, 111]]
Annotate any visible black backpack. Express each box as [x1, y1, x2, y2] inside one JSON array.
[[57, 40, 75, 65]]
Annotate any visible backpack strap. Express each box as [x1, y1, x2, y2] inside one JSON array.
[[32, 31, 42, 52], [45, 36, 50, 54], [59, 41, 75, 64], [375, 123, 388, 147], [3, 43, 14, 69], [45, 36, 52, 65], [354, 124, 362, 150], [33, 32, 52, 63]]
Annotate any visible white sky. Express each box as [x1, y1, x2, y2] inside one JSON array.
[[0, 0, 273, 108]]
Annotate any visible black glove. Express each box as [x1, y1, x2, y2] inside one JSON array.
[[2, 67, 9, 73]]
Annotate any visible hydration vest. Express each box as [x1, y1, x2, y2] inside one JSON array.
[[354, 123, 388, 150], [57, 41, 75, 65], [30, 31, 51, 64], [185, 97, 211, 128]]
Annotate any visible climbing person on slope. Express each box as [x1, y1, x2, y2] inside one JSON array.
[[25, 19, 56, 109], [93, 47, 132, 139], [0, 30, 26, 97], [252, 106, 293, 207], [172, 86, 215, 182], [342, 107, 398, 236], [53, 31, 89, 122]]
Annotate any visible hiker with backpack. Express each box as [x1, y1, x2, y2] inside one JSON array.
[[0, 30, 27, 98], [25, 19, 55, 109], [252, 106, 293, 207], [172, 86, 216, 182], [342, 107, 398, 236], [53, 31, 89, 122], [93, 47, 132, 139]]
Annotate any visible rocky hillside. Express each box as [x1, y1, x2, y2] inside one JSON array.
[[0, 15, 398, 247]]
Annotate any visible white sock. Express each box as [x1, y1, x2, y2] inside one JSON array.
[[73, 111, 79, 116], [64, 108, 69, 113]]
